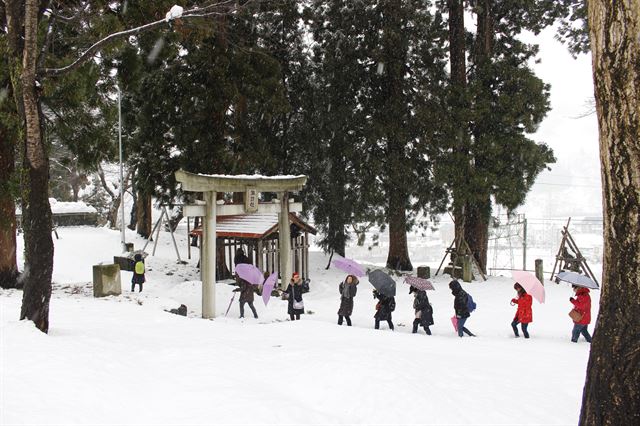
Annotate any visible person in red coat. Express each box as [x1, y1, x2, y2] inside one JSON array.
[[510, 283, 532, 338], [570, 285, 592, 343]]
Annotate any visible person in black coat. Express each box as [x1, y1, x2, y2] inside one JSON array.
[[338, 275, 358, 326], [449, 280, 475, 337], [285, 272, 305, 320], [373, 290, 395, 330], [234, 248, 251, 266], [411, 286, 433, 335], [234, 278, 258, 319]]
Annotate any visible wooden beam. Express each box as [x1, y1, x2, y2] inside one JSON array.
[[183, 202, 303, 217], [176, 169, 307, 192]]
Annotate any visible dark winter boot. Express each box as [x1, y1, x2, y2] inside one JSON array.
[[425, 326, 432, 335], [412, 319, 419, 334]]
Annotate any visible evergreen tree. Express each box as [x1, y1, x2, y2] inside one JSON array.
[[440, 0, 559, 272]]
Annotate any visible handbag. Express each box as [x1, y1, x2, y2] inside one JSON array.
[[569, 309, 584, 322], [292, 287, 304, 310]]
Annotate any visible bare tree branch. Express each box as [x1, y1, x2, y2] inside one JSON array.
[[42, 0, 253, 77]]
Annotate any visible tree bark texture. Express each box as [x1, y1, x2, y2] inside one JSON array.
[[580, 1, 640, 424], [0, 122, 19, 288], [464, 196, 490, 274], [135, 192, 152, 238], [386, 190, 413, 271], [19, 0, 54, 333]]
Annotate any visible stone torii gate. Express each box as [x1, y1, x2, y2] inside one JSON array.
[[175, 170, 307, 318]]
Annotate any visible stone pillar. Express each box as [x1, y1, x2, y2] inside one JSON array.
[[462, 255, 473, 283], [92, 264, 122, 297], [278, 192, 292, 289], [202, 191, 217, 318], [535, 259, 544, 285]]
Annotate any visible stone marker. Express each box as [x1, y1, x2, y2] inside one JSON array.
[[93, 264, 122, 297], [417, 266, 431, 279], [535, 259, 544, 285], [462, 256, 473, 283]]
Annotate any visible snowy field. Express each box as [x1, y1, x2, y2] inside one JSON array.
[[1, 226, 597, 425]]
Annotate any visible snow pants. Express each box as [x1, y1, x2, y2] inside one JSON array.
[[412, 319, 431, 335], [375, 319, 394, 330], [240, 301, 258, 319], [511, 320, 530, 338], [338, 315, 352, 326]]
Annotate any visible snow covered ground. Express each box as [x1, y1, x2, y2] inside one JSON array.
[[1, 226, 597, 425]]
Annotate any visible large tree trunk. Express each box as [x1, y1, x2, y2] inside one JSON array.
[[580, 2, 640, 424], [448, 0, 469, 251], [386, 188, 412, 271], [135, 192, 152, 238], [464, 197, 490, 274], [19, 0, 54, 333], [0, 122, 19, 288]]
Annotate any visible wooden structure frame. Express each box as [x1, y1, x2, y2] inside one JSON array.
[[189, 213, 316, 281], [175, 170, 307, 319], [550, 218, 599, 286]]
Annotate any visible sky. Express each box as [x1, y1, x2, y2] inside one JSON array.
[[522, 27, 602, 219]]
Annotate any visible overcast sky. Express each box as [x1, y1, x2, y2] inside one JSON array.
[[522, 27, 602, 219]]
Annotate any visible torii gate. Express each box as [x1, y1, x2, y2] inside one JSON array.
[[175, 170, 307, 318]]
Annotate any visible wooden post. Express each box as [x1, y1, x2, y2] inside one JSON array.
[[304, 232, 310, 279], [257, 240, 264, 271], [187, 217, 191, 260], [278, 193, 292, 289], [535, 259, 544, 285], [202, 191, 217, 318]]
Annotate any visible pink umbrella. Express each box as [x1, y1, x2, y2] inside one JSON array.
[[451, 315, 458, 332], [511, 270, 545, 304], [332, 257, 366, 277], [262, 272, 278, 306], [404, 276, 435, 291], [235, 264, 263, 285]]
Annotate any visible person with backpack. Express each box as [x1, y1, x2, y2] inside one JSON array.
[[373, 290, 395, 331], [411, 286, 434, 335], [510, 283, 532, 338], [131, 253, 145, 292], [337, 275, 358, 326], [569, 285, 592, 343], [449, 280, 475, 337], [285, 272, 305, 321]]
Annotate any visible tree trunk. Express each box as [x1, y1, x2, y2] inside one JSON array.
[[580, 2, 640, 424], [464, 197, 490, 274], [135, 192, 152, 238], [386, 189, 412, 271], [19, 0, 54, 333], [448, 0, 469, 252], [0, 122, 19, 288]]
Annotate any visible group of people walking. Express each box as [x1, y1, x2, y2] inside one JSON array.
[[326, 274, 592, 342], [231, 263, 593, 343]]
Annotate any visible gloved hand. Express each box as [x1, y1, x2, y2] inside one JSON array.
[[511, 298, 517, 304], [569, 297, 575, 303]]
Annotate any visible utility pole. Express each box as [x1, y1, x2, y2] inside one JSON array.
[[117, 86, 126, 252]]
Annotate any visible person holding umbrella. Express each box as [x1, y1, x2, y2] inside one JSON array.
[[510, 283, 532, 338], [234, 277, 258, 319], [449, 280, 475, 337], [285, 272, 305, 321], [569, 285, 592, 343], [373, 289, 395, 331], [338, 275, 358, 326], [411, 286, 433, 335]]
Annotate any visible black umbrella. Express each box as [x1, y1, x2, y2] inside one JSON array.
[[368, 270, 396, 297]]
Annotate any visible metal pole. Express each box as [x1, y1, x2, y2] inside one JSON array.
[[522, 217, 527, 271], [117, 86, 126, 252]]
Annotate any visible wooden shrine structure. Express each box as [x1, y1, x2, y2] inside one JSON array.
[[176, 170, 307, 318], [189, 212, 317, 281]]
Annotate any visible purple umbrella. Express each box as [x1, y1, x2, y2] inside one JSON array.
[[332, 257, 366, 277], [404, 276, 435, 291], [262, 272, 278, 306], [235, 263, 263, 285]]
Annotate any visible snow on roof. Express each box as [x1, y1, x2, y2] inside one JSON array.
[[198, 173, 306, 180], [192, 213, 316, 239], [16, 198, 97, 215]]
